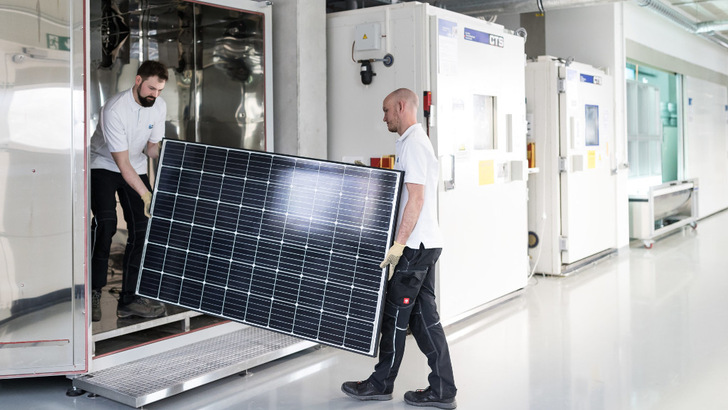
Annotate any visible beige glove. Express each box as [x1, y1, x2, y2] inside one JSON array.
[[380, 242, 406, 279], [142, 191, 152, 218]]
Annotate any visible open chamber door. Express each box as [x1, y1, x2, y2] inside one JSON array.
[[1, 0, 274, 381], [0, 0, 86, 378]]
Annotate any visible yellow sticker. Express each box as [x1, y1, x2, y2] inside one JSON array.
[[479, 160, 495, 185], [587, 150, 596, 169], [363, 34, 368, 39]]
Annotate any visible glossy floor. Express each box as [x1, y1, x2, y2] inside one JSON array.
[[3, 211, 728, 409]]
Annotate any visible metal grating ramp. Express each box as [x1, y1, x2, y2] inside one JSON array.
[[73, 327, 315, 408]]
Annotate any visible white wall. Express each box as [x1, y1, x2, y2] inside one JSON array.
[[537, 1, 728, 245], [623, 3, 728, 76], [683, 76, 728, 217], [623, 2, 728, 218]]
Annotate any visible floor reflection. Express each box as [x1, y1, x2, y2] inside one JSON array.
[[3, 212, 728, 409]]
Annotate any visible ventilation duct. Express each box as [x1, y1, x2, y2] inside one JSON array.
[[635, 0, 728, 49], [696, 20, 728, 34]]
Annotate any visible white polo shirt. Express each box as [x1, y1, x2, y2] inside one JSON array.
[[90, 88, 166, 174], [394, 123, 443, 249]]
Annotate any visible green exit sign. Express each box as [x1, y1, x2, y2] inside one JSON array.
[[47, 34, 70, 51]]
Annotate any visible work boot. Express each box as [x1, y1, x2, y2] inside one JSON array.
[[147, 298, 167, 312], [117, 296, 166, 319], [403, 387, 457, 409], [91, 290, 102, 322], [341, 380, 392, 401]]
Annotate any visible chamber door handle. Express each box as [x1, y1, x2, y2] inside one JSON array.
[[442, 154, 455, 191]]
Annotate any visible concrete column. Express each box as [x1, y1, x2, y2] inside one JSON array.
[[272, 0, 328, 159]]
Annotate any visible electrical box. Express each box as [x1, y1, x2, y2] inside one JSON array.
[[354, 23, 381, 51]]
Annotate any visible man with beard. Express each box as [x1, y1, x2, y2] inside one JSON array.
[[89, 60, 168, 321]]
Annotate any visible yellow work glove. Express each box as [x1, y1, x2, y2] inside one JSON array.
[[142, 191, 152, 218], [380, 242, 405, 279]]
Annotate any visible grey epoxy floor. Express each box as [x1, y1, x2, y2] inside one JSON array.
[[3, 211, 728, 409]]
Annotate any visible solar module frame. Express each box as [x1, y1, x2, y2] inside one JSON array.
[[137, 140, 403, 356]]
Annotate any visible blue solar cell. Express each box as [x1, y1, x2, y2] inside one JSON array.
[[138, 140, 403, 356]]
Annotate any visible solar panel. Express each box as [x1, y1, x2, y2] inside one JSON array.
[[137, 140, 403, 356]]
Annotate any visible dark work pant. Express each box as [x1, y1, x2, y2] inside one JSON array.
[[369, 245, 457, 399], [90, 169, 151, 305]]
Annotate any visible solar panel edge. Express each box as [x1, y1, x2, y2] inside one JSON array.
[[370, 166, 403, 358], [136, 139, 175, 299], [138, 140, 404, 356]]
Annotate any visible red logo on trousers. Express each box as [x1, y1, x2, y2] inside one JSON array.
[[403, 298, 410, 305]]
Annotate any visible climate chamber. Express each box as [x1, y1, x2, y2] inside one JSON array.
[[327, 2, 530, 325], [0, 1, 314, 407]]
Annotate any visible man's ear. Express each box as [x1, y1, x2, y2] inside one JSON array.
[[135, 75, 143, 87]]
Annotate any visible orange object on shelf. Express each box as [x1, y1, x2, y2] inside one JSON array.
[[384, 155, 396, 169], [527, 142, 536, 168]]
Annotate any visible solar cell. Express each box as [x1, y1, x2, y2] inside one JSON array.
[[137, 140, 403, 356]]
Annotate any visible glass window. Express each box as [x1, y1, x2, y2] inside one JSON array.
[[585, 105, 599, 146], [473, 94, 496, 150]]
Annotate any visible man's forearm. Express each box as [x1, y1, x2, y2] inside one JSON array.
[[111, 150, 150, 197], [396, 183, 425, 244]]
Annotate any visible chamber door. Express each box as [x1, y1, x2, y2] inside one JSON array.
[[558, 66, 617, 264], [0, 1, 86, 377], [430, 14, 528, 322]]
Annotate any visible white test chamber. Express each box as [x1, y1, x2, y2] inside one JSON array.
[[0, 1, 317, 407], [526, 56, 617, 275], [327, 2, 529, 324]]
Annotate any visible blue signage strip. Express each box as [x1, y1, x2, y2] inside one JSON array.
[[579, 73, 602, 85], [463, 27, 504, 48]]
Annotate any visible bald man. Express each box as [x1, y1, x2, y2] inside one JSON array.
[[342, 88, 457, 409]]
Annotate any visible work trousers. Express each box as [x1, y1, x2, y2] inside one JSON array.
[[90, 169, 152, 305], [369, 244, 457, 399]]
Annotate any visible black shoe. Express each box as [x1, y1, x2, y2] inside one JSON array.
[[404, 387, 457, 409], [117, 297, 166, 319], [341, 380, 392, 401], [91, 290, 102, 322]]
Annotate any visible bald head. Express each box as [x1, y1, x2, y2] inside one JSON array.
[[382, 88, 419, 136]]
